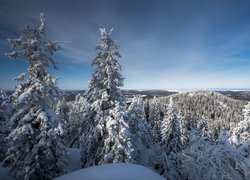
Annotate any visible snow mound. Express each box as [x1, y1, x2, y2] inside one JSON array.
[[55, 163, 164, 180]]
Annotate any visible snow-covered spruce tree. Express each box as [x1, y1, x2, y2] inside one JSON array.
[[55, 97, 69, 123], [179, 113, 189, 148], [126, 95, 151, 165], [180, 130, 250, 180], [4, 13, 68, 179], [55, 97, 71, 143], [229, 102, 250, 147], [68, 94, 90, 148], [80, 28, 133, 168], [85, 28, 125, 108], [159, 97, 182, 179], [0, 90, 11, 161], [127, 95, 150, 147], [197, 118, 212, 141], [148, 97, 162, 144], [161, 97, 181, 155], [147, 143, 180, 180]]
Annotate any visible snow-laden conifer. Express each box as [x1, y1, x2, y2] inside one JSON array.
[[229, 102, 250, 147], [126, 95, 151, 165], [85, 28, 124, 108], [56, 97, 69, 123], [179, 113, 189, 147], [80, 28, 133, 168], [180, 130, 250, 180], [127, 95, 150, 147], [0, 90, 11, 161], [4, 13, 68, 180], [197, 118, 212, 141], [161, 97, 181, 154], [148, 97, 162, 144], [68, 94, 89, 148]]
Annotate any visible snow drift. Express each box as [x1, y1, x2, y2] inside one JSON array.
[[55, 163, 164, 180]]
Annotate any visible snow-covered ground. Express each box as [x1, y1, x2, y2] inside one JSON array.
[[55, 163, 164, 180]]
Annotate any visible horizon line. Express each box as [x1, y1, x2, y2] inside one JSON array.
[[2, 88, 250, 92]]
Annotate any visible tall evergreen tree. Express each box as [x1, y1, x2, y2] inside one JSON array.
[[55, 97, 70, 143], [127, 95, 151, 165], [179, 113, 189, 147], [80, 28, 133, 168], [68, 94, 89, 148], [85, 28, 125, 108], [197, 118, 212, 141], [161, 97, 181, 155], [55, 97, 69, 123], [229, 102, 250, 147], [180, 131, 250, 180], [0, 90, 11, 161], [4, 13, 68, 180], [148, 97, 162, 144], [127, 95, 150, 146]]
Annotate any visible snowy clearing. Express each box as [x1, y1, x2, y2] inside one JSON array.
[[54, 163, 164, 180]]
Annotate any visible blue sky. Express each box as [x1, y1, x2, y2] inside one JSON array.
[[1, 0, 250, 90]]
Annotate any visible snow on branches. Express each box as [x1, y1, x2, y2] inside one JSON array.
[[4, 13, 68, 180]]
